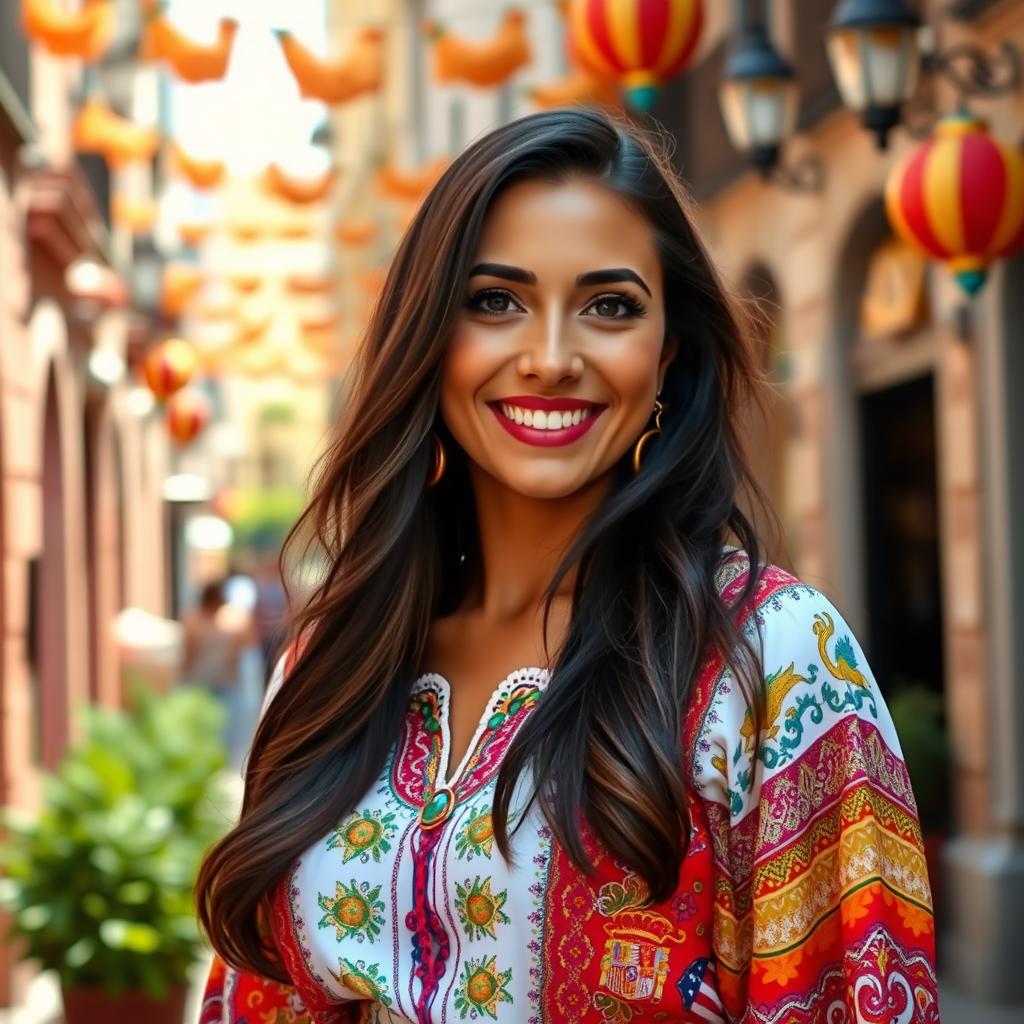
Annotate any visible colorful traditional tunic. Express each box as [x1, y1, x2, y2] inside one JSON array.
[[199, 550, 939, 1023]]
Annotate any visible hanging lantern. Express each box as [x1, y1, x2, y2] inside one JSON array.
[[72, 100, 159, 167], [275, 26, 383, 104], [885, 111, 1024, 296], [567, 0, 703, 111], [143, 338, 200, 402], [22, 0, 114, 61], [170, 143, 225, 190], [719, 20, 798, 176], [423, 10, 531, 88], [826, 0, 921, 150], [141, 15, 238, 83], [166, 386, 211, 445]]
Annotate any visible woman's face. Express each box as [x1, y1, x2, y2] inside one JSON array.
[[441, 176, 676, 500]]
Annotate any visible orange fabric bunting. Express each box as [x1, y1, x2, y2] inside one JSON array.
[[160, 264, 203, 317], [72, 99, 159, 167], [141, 15, 238, 84], [228, 273, 263, 294], [170, 143, 225, 190], [286, 273, 336, 295], [424, 9, 531, 87], [529, 66, 623, 110], [112, 195, 158, 234], [264, 163, 338, 205], [177, 221, 212, 247], [275, 26, 384, 104], [334, 218, 377, 247], [375, 157, 449, 201], [22, 0, 114, 61]]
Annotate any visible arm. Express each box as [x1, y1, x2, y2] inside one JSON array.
[[699, 579, 939, 1022]]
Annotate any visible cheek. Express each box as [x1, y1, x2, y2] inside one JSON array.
[[438, 324, 496, 435]]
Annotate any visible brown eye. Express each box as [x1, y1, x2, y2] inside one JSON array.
[[586, 293, 647, 320], [466, 288, 522, 317]]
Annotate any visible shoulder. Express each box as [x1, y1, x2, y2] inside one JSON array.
[[692, 562, 903, 814]]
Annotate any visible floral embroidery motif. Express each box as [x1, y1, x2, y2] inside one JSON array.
[[455, 806, 495, 860], [329, 957, 392, 1006], [327, 809, 398, 864], [455, 876, 510, 940], [454, 954, 513, 1020], [317, 879, 385, 943]]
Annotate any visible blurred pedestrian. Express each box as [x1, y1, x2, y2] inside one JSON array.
[[251, 553, 288, 686], [180, 578, 249, 767]]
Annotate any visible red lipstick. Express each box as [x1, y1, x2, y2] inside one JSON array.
[[488, 396, 606, 448]]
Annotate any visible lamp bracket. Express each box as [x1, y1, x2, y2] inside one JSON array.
[[925, 39, 1021, 99], [767, 152, 825, 194]]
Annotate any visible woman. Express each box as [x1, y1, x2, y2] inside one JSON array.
[[196, 109, 938, 1023]]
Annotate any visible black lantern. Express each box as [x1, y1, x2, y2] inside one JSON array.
[[826, 0, 922, 149], [719, 19, 798, 177]]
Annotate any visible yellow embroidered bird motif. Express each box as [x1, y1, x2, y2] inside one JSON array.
[[812, 611, 869, 688], [740, 662, 809, 752]]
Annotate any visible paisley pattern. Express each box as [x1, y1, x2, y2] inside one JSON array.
[[199, 548, 938, 1023]]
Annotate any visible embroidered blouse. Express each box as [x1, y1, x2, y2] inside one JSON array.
[[198, 551, 939, 1023]]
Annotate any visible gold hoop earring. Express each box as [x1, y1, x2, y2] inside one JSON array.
[[426, 432, 447, 488], [632, 399, 664, 475]]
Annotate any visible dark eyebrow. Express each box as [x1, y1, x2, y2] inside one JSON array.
[[468, 263, 652, 298]]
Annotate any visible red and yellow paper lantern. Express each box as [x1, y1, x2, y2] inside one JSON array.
[[567, 0, 703, 111], [885, 111, 1024, 296], [166, 386, 211, 445], [143, 338, 199, 402]]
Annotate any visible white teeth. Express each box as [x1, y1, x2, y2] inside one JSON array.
[[498, 404, 594, 428]]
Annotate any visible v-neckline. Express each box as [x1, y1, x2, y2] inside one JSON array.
[[410, 666, 551, 791]]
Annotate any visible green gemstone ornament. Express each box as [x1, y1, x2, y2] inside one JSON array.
[[419, 786, 456, 829]]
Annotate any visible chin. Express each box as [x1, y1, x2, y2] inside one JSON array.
[[497, 466, 600, 500]]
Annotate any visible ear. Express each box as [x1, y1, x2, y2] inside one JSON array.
[[657, 334, 679, 392]]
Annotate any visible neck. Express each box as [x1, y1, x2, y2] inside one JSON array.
[[465, 464, 613, 623]]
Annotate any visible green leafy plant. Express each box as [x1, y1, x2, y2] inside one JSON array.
[[887, 684, 951, 834], [0, 686, 232, 997]]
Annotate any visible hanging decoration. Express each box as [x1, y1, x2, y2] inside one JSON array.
[[170, 143, 225, 190], [160, 263, 204, 316], [112, 195, 158, 234], [334, 218, 377, 247], [885, 111, 1024, 296], [264, 163, 338, 205], [275, 216, 315, 239], [72, 99, 159, 167], [177, 221, 212, 247], [375, 157, 449, 201], [22, 0, 114, 61], [166, 386, 212, 445], [567, 0, 703, 111], [275, 26, 384, 104], [423, 9, 531, 88], [143, 337, 200, 401], [286, 273, 336, 295], [228, 272, 263, 294], [228, 217, 264, 243], [141, 14, 238, 84], [529, 66, 623, 110]]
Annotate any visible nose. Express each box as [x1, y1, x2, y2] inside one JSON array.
[[515, 308, 583, 386]]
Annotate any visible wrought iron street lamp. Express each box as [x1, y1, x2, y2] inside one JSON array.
[[719, 9, 822, 191], [826, 0, 922, 149]]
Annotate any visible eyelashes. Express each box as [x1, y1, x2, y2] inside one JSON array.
[[465, 287, 648, 320]]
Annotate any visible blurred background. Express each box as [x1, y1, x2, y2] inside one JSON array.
[[0, 0, 1022, 1021]]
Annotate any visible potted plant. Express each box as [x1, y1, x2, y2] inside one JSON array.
[[886, 684, 951, 915], [0, 685, 231, 1024]]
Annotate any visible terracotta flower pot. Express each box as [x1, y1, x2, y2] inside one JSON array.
[[61, 984, 187, 1024]]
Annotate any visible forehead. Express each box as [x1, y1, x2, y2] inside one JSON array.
[[474, 177, 662, 289]]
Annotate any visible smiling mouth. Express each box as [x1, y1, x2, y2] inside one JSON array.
[[487, 396, 606, 448]]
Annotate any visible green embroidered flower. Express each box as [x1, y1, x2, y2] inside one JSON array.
[[455, 876, 510, 940], [317, 878, 385, 943], [327, 809, 398, 863], [330, 958, 392, 1006], [455, 806, 495, 860], [453, 955, 513, 1020]]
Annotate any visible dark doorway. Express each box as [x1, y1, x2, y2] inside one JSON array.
[[859, 374, 944, 698]]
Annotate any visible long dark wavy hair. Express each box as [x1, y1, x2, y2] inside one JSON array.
[[197, 107, 775, 980]]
